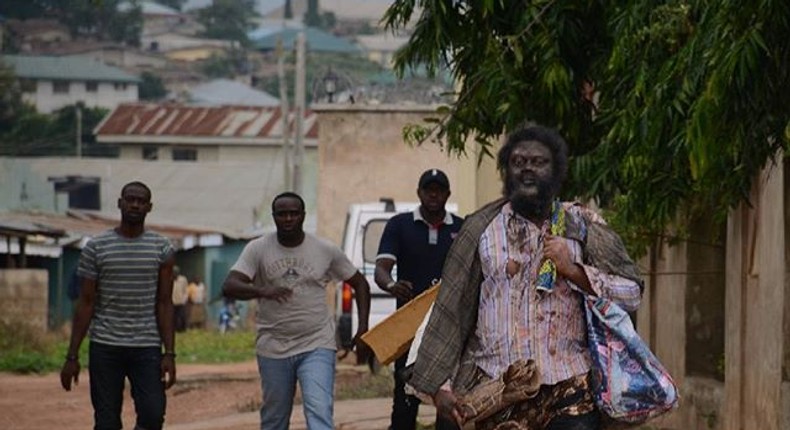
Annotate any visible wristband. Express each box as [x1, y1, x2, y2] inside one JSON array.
[[65, 354, 78, 362], [386, 280, 397, 290], [163, 351, 177, 358]]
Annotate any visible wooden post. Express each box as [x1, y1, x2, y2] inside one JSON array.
[[276, 37, 292, 191]]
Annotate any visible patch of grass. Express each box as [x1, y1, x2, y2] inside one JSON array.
[[0, 323, 256, 374], [335, 369, 394, 400], [175, 329, 256, 363], [0, 320, 73, 374]]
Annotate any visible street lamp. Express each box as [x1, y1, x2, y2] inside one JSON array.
[[323, 68, 338, 103]]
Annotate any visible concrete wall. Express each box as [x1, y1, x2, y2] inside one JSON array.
[[71, 50, 167, 70], [25, 80, 139, 113], [0, 269, 49, 331], [312, 104, 501, 246], [723, 158, 785, 430], [643, 155, 788, 430], [165, 47, 223, 62], [117, 143, 320, 165]]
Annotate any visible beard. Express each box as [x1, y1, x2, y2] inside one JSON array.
[[505, 175, 556, 219]]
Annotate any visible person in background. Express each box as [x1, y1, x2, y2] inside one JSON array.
[[375, 168, 464, 430], [187, 277, 207, 329], [223, 191, 371, 430], [172, 267, 188, 332], [66, 269, 81, 304], [60, 181, 176, 430], [408, 125, 643, 430]]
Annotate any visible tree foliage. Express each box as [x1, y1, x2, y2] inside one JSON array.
[[0, 0, 143, 46], [153, 0, 185, 11], [0, 61, 28, 132], [0, 104, 115, 157], [139, 72, 167, 100], [197, 0, 259, 47], [384, 0, 790, 252]]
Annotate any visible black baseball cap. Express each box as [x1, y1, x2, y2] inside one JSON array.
[[418, 169, 450, 189]]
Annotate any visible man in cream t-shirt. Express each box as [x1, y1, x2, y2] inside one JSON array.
[[223, 192, 371, 430]]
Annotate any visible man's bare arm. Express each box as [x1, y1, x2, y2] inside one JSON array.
[[60, 277, 97, 391], [156, 255, 176, 388], [374, 258, 413, 301], [223, 270, 292, 302], [346, 271, 370, 334]]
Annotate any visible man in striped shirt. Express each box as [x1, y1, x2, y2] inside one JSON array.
[[60, 181, 176, 430], [407, 125, 643, 430]]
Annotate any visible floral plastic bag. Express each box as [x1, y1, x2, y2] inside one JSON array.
[[584, 296, 679, 424]]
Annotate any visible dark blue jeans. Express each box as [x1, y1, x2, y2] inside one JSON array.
[[89, 342, 166, 430]]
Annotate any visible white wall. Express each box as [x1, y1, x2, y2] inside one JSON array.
[[0, 155, 319, 235], [26, 80, 138, 113], [71, 50, 167, 69]]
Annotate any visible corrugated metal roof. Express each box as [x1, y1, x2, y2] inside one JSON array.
[[0, 218, 66, 238], [95, 103, 318, 141], [252, 27, 361, 54], [119, 1, 182, 16], [1, 55, 141, 83], [188, 79, 280, 107], [0, 210, 225, 251]]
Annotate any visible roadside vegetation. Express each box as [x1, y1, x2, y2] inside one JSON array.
[[0, 321, 255, 374], [0, 321, 394, 401]]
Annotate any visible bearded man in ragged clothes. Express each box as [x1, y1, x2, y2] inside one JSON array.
[[406, 124, 643, 430]]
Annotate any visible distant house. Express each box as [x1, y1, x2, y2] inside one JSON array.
[[36, 41, 168, 71], [120, 1, 187, 36], [263, 0, 393, 28], [187, 79, 280, 106], [6, 18, 72, 52], [355, 33, 410, 68], [141, 31, 235, 62], [1, 55, 140, 113]]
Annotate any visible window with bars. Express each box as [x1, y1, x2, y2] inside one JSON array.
[[172, 148, 197, 161]]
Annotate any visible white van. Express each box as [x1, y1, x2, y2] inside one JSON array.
[[335, 198, 458, 363]]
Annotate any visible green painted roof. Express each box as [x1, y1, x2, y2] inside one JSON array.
[[252, 27, 361, 54], [1, 55, 140, 83]]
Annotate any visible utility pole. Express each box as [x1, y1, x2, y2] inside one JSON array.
[[76, 104, 83, 158], [293, 32, 306, 195], [276, 38, 292, 191]]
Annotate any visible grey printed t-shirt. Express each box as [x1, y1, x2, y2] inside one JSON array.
[[231, 233, 357, 358]]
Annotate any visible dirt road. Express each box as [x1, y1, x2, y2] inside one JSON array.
[[0, 360, 380, 430]]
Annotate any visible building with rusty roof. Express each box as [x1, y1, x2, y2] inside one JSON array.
[[0, 208, 242, 328], [0, 103, 320, 240], [94, 102, 317, 161]]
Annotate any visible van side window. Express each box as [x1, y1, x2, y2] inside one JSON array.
[[362, 220, 388, 264]]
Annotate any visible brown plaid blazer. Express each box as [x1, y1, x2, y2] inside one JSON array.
[[407, 198, 643, 395]]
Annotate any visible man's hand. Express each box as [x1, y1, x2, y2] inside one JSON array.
[[384, 280, 414, 301], [544, 234, 594, 293], [434, 388, 465, 426], [161, 354, 176, 389], [259, 286, 293, 303], [60, 359, 80, 391], [543, 234, 576, 277], [352, 325, 371, 365]]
